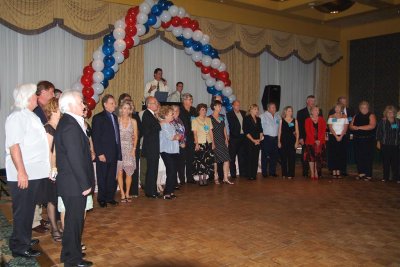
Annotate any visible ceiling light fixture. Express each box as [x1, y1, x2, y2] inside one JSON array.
[[313, 0, 355, 14]]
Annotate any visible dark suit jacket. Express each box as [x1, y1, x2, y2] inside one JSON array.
[[243, 115, 263, 139], [141, 109, 161, 158], [227, 110, 246, 138], [55, 114, 94, 197], [179, 106, 197, 143], [297, 107, 324, 140], [132, 112, 142, 140], [92, 110, 122, 163]]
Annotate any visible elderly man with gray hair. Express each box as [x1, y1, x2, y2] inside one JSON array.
[[5, 83, 50, 258], [55, 90, 94, 267]]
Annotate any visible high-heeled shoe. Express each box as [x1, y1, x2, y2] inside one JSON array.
[[222, 180, 234, 185], [214, 179, 220, 185]]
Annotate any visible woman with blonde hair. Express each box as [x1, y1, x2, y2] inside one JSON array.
[[116, 100, 138, 202], [376, 105, 400, 182], [350, 101, 376, 181], [243, 104, 263, 180], [278, 106, 299, 179]]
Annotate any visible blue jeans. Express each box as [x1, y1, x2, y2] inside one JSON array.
[[261, 135, 279, 176]]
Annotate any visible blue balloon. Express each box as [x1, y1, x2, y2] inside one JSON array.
[[207, 86, 216, 95], [102, 44, 114, 56], [209, 49, 219, 59], [103, 34, 115, 45], [147, 14, 157, 26], [103, 55, 115, 68], [214, 90, 222, 96], [151, 4, 163, 16], [176, 35, 184, 42], [101, 79, 109, 89], [102, 67, 115, 80], [192, 42, 203, 52], [226, 104, 233, 112], [183, 38, 193, 48], [202, 44, 212, 55], [165, 1, 173, 9], [144, 23, 150, 34], [222, 96, 230, 106], [159, 1, 169, 11]]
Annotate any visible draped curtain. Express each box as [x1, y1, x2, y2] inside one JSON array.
[[0, 24, 84, 168]]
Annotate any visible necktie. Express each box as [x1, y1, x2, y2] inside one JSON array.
[[157, 81, 160, 92], [109, 113, 119, 144]]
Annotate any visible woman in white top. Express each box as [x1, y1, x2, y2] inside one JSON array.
[[327, 103, 349, 178], [5, 83, 50, 258]]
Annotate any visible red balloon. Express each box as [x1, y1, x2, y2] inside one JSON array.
[[86, 98, 96, 110], [83, 65, 94, 76], [161, 21, 171, 29], [218, 71, 229, 81], [171, 16, 181, 27], [124, 36, 134, 49], [224, 79, 231, 87], [80, 75, 92, 87], [201, 66, 211, 74], [210, 68, 219, 78], [181, 17, 191, 28], [125, 25, 137, 37], [125, 14, 136, 27], [127, 6, 139, 17], [82, 86, 94, 99], [195, 61, 202, 68], [122, 49, 130, 59], [86, 109, 92, 119], [189, 20, 199, 31]]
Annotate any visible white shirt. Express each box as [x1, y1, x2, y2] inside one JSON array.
[[235, 111, 244, 134], [167, 90, 182, 102], [5, 109, 50, 181], [65, 112, 86, 135], [328, 117, 348, 135], [260, 111, 281, 137], [144, 79, 170, 98]]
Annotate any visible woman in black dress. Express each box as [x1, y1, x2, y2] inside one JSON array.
[[350, 101, 377, 181], [278, 106, 299, 179], [210, 100, 233, 185], [243, 104, 263, 180]]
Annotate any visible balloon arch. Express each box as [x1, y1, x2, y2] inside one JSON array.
[[72, 0, 236, 118]]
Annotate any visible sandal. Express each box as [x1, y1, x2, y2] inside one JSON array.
[[223, 180, 234, 185], [120, 198, 128, 203], [126, 196, 133, 203], [214, 179, 220, 185], [51, 230, 62, 242]]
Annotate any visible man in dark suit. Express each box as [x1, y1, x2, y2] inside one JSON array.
[[55, 90, 94, 267], [141, 96, 161, 198], [92, 94, 121, 207], [296, 95, 323, 177], [227, 100, 247, 178]]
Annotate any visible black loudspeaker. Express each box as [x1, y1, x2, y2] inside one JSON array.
[[261, 85, 281, 111]]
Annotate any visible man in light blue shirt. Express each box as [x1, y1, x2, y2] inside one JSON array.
[[260, 102, 281, 177]]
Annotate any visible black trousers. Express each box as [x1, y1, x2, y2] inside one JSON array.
[[328, 135, 347, 171], [261, 135, 279, 176], [280, 145, 296, 177], [301, 144, 309, 176], [354, 137, 375, 177], [145, 155, 159, 196], [177, 147, 185, 184], [228, 135, 247, 177], [60, 195, 86, 265], [9, 179, 41, 254], [130, 147, 141, 195], [246, 140, 260, 179], [96, 161, 117, 202], [183, 141, 195, 183], [161, 153, 178, 195], [381, 144, 399, 181]]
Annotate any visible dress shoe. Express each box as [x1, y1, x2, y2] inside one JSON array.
[[40, 219, 50, 228], [30, 239, 39, 246], [145, 194, 159, 199], [32, 224, 49, 233], [12, 248, 41, 258], [65, 260, 93, 267], [107, 200, 119, 206], [98, 201, 107, 208], [270, 174, 278, 177]]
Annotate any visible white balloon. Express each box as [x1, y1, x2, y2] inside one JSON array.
[[93, 71, 104, 83], [172, 26, 183, 37], [169, 5, 179, 17], [166, 25, 173, 32], [206, 78, 216, 87], [92, 50, 104, 61], [113, 52, 125, 64], [215, 80, 225, 91], [218, 62, 226, 72], [201, 73, 211, 80], [114, 19, 126, 29], [153, 17, 161, 29], [113, 28, 126, 40], [228, 94, 236, 103], [111, 63, 119, 73], [200, 34, 210, 45], [72, 82, 83, 91], [202, 56, 212, 67], [92, 83, 104, 95], [136, 24, 146, 36], [160, 10, 172, 22], [184, 46, 194, 55], [211, 58, 221, 69], [92, 94, 100, 103], [191, 51, 202, 62], [139, 2, 151, 14], [222, 86, 232, 97], [178, 7, 186, 18], [145, 0, 155, 8], [92, 59, 104, 72], [113, 39, 126, 52], [192, 30, 203, 42], [137, 13, 148, 24], [133, 35, 140, 46], [182, 28, 193, 39]]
